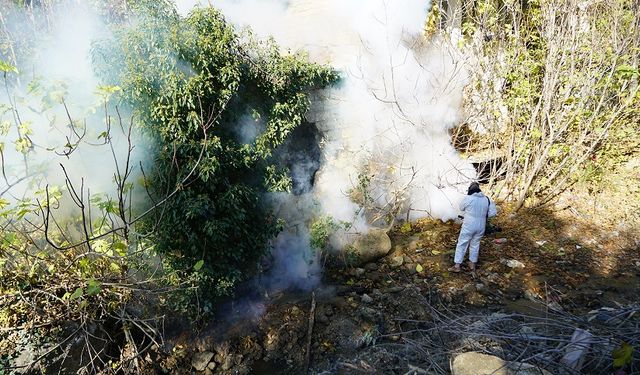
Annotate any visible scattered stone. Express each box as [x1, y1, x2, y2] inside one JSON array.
[[221, 356, 234, 371], [535, 240, 547, 247], [494, 238, 508, 244], [192, 352, 214, 372], [381, 286, 404, 293], [361, 294, 373, 304], [486, 273, 501, 283], [462, 283, 476, 293], [354, 268, 365, 277], [452, 352, 508, 375], [364, 263, 378, 271], [404, 263, 417, 274], [415, 248, 425, 253], [475, 283, 486, 293], [207, 362, 216, 370], [501, 259, 525, 268], [390, 256, 404, 268], [407, 236, 421, 250], [452, 352, 552, 375], [366, 271, 383, 282], [350, 229, 392, 266], [358, 306, 381, 322]]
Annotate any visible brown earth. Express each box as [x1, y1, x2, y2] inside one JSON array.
[[141, 199, 639, 375]]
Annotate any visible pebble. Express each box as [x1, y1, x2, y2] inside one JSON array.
[[404, 263, 417, 275], [364, 263, 378, 271], [361, 294, 373, 304], [354, 268, 365, 277], [390, 256, 404, 268], [501, 258, 525, 268]]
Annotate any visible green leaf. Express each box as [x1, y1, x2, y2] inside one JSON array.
[[194, 260, 204, 271], [86, 280, 102, 296], [113, 241, 127, 256], [416, 264, 424, 273], [70, 287, 84, 300], [0, 60, 18, 73], [612, 342, 633, 368]]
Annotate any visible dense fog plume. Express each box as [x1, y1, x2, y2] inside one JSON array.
[[208, 0, 475, 226], [0, 2, 146, 221], [175, 0, 477, 291]]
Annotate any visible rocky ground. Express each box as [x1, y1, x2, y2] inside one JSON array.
[[141, 200, 639, 375]]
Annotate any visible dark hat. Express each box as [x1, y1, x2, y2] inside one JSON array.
[[467, 182, 481, 195]]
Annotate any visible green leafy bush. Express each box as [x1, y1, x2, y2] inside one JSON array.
[[94, 2, 337, 301]]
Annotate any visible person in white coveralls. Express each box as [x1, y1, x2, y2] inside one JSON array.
[[449, 182, 497, 274]]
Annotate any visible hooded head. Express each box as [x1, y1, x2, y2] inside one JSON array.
[[467, 182, 481, 195]]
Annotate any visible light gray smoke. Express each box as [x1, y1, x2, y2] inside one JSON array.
[[0, 2, 147, 228], [174, 0, 477, 292]]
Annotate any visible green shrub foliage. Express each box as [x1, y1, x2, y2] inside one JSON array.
[[95, 2, 337, 299]]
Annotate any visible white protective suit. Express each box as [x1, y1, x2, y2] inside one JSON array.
[[454, 192, 497, 264]]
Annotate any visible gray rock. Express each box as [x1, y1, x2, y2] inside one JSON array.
[[354, 268, 366, 277], [361, 294, 373, 304], [364, 263, 378, 271], [404, 263, 417, 274], [350, 229, 392, 266], [367, 271, 383, 282], [501, 258, 525, 268], [486, 273, 501, 283], [452, 352, 508, 375], [381, 286, 404, 293], [192, 351, 214, 372], [407, 236, 421, 250], [452, 352, 552, 375], [390, 255, 404, 268], [358, 306, 382, 322]]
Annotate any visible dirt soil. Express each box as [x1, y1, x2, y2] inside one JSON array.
[[142, 201, 639, 375]]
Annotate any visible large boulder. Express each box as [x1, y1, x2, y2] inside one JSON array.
[[349, 229, 392, 266], [452, 352, 552, 375], [452, 352, 509, 375]]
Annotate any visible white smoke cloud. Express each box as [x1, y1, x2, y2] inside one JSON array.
[[208, 0, 475, 226], [179, 0, 477, 291], [0, 2, 147, 227]]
